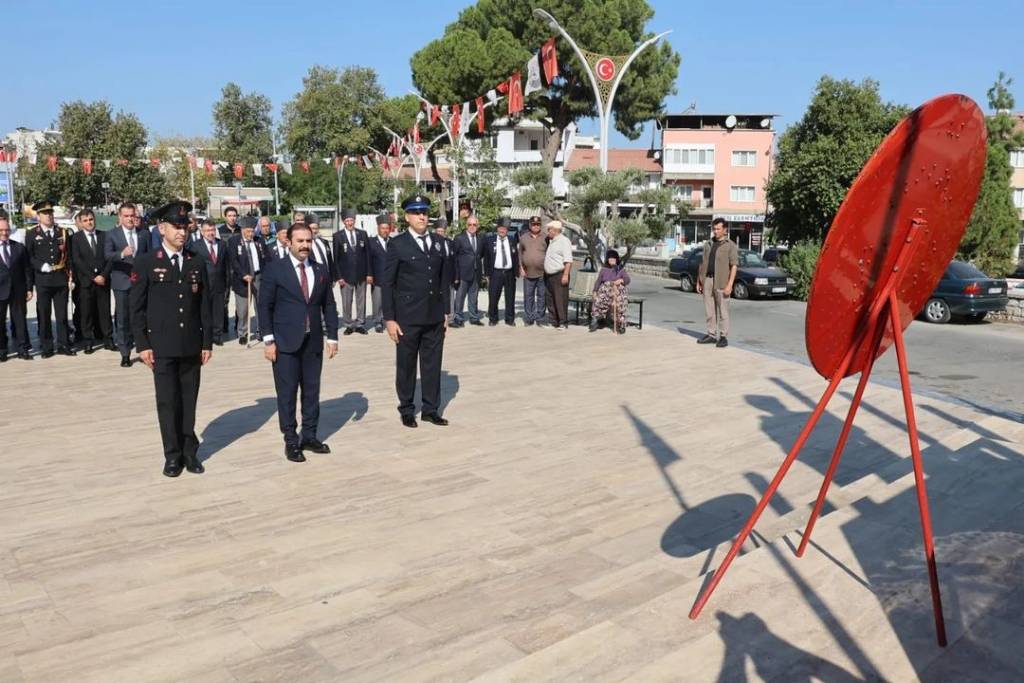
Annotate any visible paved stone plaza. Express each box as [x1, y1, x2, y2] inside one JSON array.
[[2, 323, 1023, 682]]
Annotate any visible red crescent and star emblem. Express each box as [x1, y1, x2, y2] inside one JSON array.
[[596, 58, 616, 82]]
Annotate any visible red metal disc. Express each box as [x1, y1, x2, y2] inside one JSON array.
[[805, 94, 987, 379]]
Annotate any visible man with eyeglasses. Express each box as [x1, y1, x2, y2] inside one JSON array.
[[381, 194, 451, 428], [451, 214, 485, 327], [70, 208, 112, 354], [130, 201, 213, 478]]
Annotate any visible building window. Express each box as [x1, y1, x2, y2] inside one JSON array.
[[732, 150, 757, 167], [665, 147, 715, 166], [1010, 149, 1024, 168], [530, 139, 539, 151], [673, 184, 693, 200], [730, 186, 756, 202], [1013, 188, 1024, 209]]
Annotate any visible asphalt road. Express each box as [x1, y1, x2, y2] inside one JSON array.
[[628, 272, 1024, 421]]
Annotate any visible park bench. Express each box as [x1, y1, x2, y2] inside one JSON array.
[[568, 270, 646, 329]]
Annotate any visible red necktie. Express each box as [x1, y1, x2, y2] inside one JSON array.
[[208, 241, 217, 264], [299, 262, 310, 333]]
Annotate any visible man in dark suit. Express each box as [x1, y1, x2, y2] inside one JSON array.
[[366, 213, 392, 333], [306, 216, 334, 275], [130, 201, 213, 477], [227, 216, 266, 344], [25, 200, 76, 357], [267, 222, 291, 262], [382, 194, 451, 428], [193, 218, 229, 345], [433, 217, 456, 325], [70, 208, 112, 354], [332, 208, 370, 335], [259, 222, 340, 463], [482, 217, 519, 327], [0, 212, 33, 361], [451, 214, 485, 327], [106, 201, 149, 366]]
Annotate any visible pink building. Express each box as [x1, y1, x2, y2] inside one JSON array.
[[660, 112, 776, 249]]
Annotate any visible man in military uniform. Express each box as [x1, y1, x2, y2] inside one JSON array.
[[382, 194, 451, 428], [130, 201, 213, 477], [25, 200, 75, 357]]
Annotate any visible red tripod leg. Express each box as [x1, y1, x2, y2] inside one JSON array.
[[796, 312, 889, 557], [888, 292, 947, 646], [689, 356, 851, 620]]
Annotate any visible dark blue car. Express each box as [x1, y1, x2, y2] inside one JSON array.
[[921, 260, 1008, 323]]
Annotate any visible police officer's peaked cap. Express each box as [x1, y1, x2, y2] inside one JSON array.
[[401, 194, 431, 212], [153, 200, 193, 225], [496, 216, 511, 228], [239, 216, 258, 229], [376, 213, 391, 225], [341, 208, 356, 220], [32, 200, 56, 213]]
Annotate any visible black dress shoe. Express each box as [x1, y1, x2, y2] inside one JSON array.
[[41, 350, 55, 359], [185, 457, 205, 474], [18, 352, 32, 361], [401, 415, 418, 428], [716, 336, 729, 348], [285, 445, 306, 462], [214, 339, 224, 347], [375, 325, 384, 333], [505, 321, 515, 327], [697, 334, 717, 344], [238, 335, 247, 345], [57, 347, 76, 357], [0, 352, 7, 362], [163, 461, 183, 478], [120, 355, 132, 368], [470, 319, 485, 326], [488, 320, 498, 327], [84, 344, 96, 355], [300, 439, 330, 454], [343, 327, 354, 336], [449, 321, 464, 328], [421, 412, 449, 426], [356, 326, 368, 335]]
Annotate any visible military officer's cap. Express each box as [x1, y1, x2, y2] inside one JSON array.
[[239, 216, 258, 229], [341, 208, 356, 220], [496, 216, 511, 228], [375, 213, 390, 225], [276, 220, 290, 232], [529, 215, 542, 225], [401, 194, 431, 212], [32, 200, 56, 213], [153, 200, 193, 226], [306, 215, 320, 226]]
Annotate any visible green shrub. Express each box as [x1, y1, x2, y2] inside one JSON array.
[[780, 240, 822, 301]]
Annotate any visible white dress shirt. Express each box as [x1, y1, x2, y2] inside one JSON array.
[[493, 236, 512, 269], [244, 240, 261, 273]]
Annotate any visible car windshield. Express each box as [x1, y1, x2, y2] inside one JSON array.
[[741, 252, 768, 268], [945, 261, 987, 279]]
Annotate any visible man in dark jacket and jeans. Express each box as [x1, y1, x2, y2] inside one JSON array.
[[696, 217, 738, 348]]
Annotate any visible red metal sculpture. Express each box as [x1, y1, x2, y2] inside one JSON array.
[[688, 94, 988, 647]]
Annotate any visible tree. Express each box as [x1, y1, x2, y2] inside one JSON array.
[[151, 136, 220, 209], [25, 100, 167, 208], [411, 0, 680, 169], [562, 167, 636, 267], [765, 76, 909, 243], [612, 182, 686, 263], [958, 72, 1024, 275], [511, 165, 560, 223], [451, 140, 506, 231], [281, 66, 387, 160], [212, 82, 273, 186]]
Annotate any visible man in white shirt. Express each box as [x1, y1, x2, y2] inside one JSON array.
[[227, 216, 265, 344], [543, 220, 574, 329]]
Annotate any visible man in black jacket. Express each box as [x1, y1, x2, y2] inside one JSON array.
[[382, 194, 451, 428], [0, 212, 33, 361], [227, 216, 266, 344], [451, 214, 485, 327], [482, 217, 519, 326], [130, 201, 213, 477], [25, 200, 76, 356], [70, 208, 112, 353], [366, 213, 392, 333], [332, 208, 370, 335], [192, 219, 229, 345]]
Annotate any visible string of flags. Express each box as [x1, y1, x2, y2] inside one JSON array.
[[25, 153, 380, 177]]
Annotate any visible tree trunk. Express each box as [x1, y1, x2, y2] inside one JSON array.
[[542, 125, 563, 169]]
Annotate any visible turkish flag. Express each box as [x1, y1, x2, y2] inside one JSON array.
[[47, 156, 58, 171], [476, 97, 486, 134], [233, 162, 244, 179], [431, 105, 441, 126], [541, 38, 559, 84], [116, 159, 129, 166], [82, 159, 93, 175], [266, 163, 278, 173], [150, 158, 160, 168], [204, 159, 213, 173], [450, 106, 461, 137], [496, 80, 509, 94], [508, 72, 524, 115], [300, 160, 310, 173]]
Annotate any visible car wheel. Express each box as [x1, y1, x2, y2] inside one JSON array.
[[923, 298, 951, 324], [680, 274, 695, 293], [732, 282, 749, 300]]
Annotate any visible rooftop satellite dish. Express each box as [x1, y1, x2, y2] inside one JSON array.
[[760, 118, 771, 128], [724, 115, 737, 129]]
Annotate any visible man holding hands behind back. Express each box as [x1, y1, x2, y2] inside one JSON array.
[[260, 222, 339, 463], [382, 194, 450, 429]]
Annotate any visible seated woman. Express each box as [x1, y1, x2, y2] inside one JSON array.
[[589, 249, 631, 333]]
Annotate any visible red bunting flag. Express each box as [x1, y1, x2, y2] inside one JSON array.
[[333, 156, 342, 169], [266, 163, 278, 173], [508, 72, 524, 115], [233, 162, 244, 179], [47, 156, 58, 171], [541, 38, 559, 84], [476, 97, 486, 134], [150, 158, 160, 168], [82, 159, 93, 175], [496, 80, 509, 94], [300, 160, 310, 173], [204, 159, 213, 173], [450, 105, 461, 137], [430, 104, 441, 126], [187, 155, 196, 169], [413, 123, 420, 144], [116, 159, 129, 166]]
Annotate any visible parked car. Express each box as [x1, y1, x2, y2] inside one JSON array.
[[762, 246, 789, 266], [669, 247, 795, 299], [920, 260, 1008, 324], [1008, 261, 1024, 279]]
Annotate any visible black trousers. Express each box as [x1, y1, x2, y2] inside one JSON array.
[[35, 284, 70, 351], [113, 288, 135, 355], [271, 334, 323, 446], [545, 273, 570, 326], [152, 354, 203, 465], [210, 284, 227, 340], [396, 321, 444, 417], [487, 269, 516, 323], [0, 295, 30, 353], [77, 283, 112, 345]]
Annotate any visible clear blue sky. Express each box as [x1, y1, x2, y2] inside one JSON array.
[[7, 0, 1020, 147]]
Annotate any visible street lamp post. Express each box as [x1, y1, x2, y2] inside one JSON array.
[[532, 9, 670, 174], [271, 134, 281, 216], [382, 123, 448, 186], [101, 181, 110, 208], [336, 155, 357, 219]]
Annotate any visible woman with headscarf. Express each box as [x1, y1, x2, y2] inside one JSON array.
[[589, 249, 631, 333]]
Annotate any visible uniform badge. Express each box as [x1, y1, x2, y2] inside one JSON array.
[[156, 251, 164, 260], [129, 272, 139, 283], [192, 284, 199, 293]]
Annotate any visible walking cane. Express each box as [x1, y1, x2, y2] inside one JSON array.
[[612, 285, 619, 334], [251, 277, 260, 347], [245, 278, 253, 348]]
